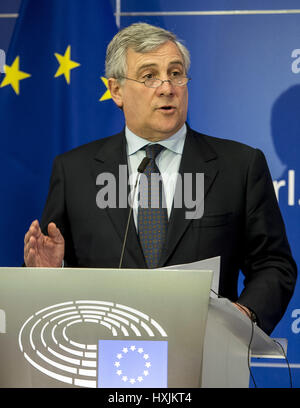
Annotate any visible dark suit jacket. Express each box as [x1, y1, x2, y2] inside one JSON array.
[[40, 126, 297, 334]]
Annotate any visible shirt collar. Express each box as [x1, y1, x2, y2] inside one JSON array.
[[125, 123, 187, 156]]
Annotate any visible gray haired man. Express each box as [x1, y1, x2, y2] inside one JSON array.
[[24, 23, 297, 335]]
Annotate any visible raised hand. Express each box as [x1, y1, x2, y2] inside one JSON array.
[[24, 220, 65, 267]]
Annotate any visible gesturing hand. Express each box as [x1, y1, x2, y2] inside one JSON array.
[[24, 220, 65, 267]]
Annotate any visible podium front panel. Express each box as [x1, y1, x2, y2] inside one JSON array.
[[0, 267, 212, 388]]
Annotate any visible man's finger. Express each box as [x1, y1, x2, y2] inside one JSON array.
[[24, 220, 40, 244], [24, 241, 30, 258], [24, 247, 37, 267], [47, 223, 63, 241], [24, 234, 36, 257], [233, 302, 251, 319]]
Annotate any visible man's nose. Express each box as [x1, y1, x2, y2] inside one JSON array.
[[158, 79, 174, 94]]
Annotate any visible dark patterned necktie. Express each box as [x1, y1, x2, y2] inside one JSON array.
[[138, 144, 168, 268]]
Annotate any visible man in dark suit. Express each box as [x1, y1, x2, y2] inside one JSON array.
[[24, 23, 297, 335]]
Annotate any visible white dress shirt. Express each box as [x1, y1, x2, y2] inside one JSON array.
[[125, 123, 187, 230]]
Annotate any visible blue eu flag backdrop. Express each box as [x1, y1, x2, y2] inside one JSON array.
[[98, 340, 168, 388], [0, 0, 124, 266]]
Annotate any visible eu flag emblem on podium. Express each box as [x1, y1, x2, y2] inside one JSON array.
[[98, 340, 168, 388]]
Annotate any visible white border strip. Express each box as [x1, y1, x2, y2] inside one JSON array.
[[115, 0, 121, 28], [251, 362, 300, 368], [1, 9, 300, 19], [118, 9, 300, 17], [2, 9, 299, 21], [0, 14, 18, 18]]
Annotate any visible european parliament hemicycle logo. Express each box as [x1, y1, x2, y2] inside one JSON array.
[[18, 300, 168, 388]]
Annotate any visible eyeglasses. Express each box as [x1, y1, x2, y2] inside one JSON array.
[[119, 75, 191, 88]]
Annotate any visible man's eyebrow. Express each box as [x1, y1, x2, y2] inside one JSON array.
[[136, 60, 184, 76], [168, 60, 184, 67], [135, 63, 158, 76]]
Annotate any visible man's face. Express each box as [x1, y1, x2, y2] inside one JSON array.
[[109, 41, 189, 141]]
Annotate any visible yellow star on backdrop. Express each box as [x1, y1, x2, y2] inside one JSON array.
[[99, 76, 112, 101], [54, 45, 80, 84], [0, 56, 31, 95]]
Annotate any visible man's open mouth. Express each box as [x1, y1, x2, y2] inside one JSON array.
[[158, 105, 176, 111]]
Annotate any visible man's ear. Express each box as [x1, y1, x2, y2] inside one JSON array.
[[108, 78, 123, 108]]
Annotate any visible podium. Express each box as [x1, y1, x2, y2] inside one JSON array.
[[0, 267, 284, 388], [202, 297, 285, 387]]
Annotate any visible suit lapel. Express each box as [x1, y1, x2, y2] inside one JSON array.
[[92, 130, 146, 267], [91, 127, 219, 268], [160, 127, 219, 266]]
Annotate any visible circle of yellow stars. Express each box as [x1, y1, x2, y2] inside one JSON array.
[[0, 44, 111, 101]]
